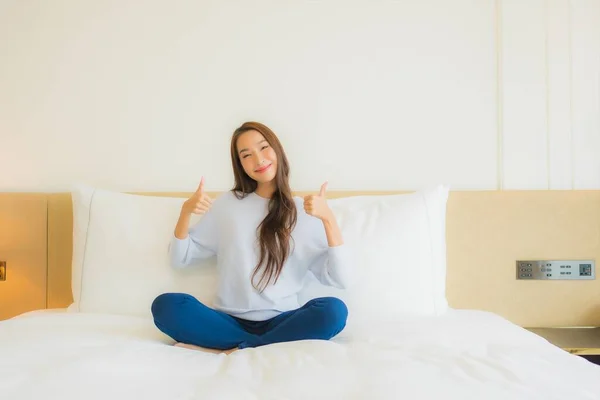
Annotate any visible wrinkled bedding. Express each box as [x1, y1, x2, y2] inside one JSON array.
[[1, 309, 599, 400]]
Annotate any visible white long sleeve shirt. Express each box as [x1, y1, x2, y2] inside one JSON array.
[[169, 190, 351, 321]]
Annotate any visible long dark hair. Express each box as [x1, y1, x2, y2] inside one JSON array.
[[230, 121, 297, 292]]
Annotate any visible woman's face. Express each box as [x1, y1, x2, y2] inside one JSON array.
[[236, 129, 278, 184]]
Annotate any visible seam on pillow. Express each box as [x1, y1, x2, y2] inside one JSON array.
[[78, 188, 97, 310]]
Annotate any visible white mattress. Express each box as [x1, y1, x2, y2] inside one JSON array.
[[2, 309, 599, 400]]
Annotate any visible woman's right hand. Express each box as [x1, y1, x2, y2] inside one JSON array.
[[181, 177, 213, 216]]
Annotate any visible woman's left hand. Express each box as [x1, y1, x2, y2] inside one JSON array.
[[304, 182, 333, 221]]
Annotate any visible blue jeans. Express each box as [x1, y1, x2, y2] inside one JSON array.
[[151, 293, 348, 350]]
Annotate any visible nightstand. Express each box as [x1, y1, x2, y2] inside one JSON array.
[[526, 327, 600, 366]]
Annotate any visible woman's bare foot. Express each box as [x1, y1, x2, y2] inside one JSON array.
[[174, 342, 238, 355]]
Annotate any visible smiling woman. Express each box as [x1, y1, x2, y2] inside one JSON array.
[[230, 122, 298, 292], [233, 123, 280, 198], [151, 121, 352, 355]]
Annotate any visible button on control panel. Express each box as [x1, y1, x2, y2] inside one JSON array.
[[516, 260, 595, 280]]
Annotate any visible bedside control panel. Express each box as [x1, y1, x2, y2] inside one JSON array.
[[516, 260, 595, 280]]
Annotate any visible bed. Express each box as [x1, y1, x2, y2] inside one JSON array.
[[1, 185, 600, 399], [3, 308, 600, 399]]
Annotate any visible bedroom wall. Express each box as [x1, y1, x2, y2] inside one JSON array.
[[0, 0, 599, 193]]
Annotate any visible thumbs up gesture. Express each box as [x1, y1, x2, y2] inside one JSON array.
[[303, 182, 333, 221], [182, 177, 213, 216]]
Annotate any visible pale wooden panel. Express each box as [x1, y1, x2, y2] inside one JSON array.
[[501, 0, 549, 189], [47, 193, 74, 309], [0, 194, 47, 320], [46, 190, 600, 327], [446, 190, 600, 327]]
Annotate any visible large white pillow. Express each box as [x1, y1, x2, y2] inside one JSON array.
[[69, 185, 449, 321], [69, 186, 218, 317], [298, 185, 450, 322]]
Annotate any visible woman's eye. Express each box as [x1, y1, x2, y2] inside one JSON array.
[[261, 145, 269, 150]]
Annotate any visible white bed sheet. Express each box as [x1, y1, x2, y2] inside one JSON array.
[[1, 309, 599, 400]]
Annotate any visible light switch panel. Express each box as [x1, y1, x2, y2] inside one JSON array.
[[516, 260, 595, 280]]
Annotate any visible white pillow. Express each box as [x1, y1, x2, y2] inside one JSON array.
[[70, 185, 449, 322], [70, 186, 218, 317], [298, 185, 450, 322]]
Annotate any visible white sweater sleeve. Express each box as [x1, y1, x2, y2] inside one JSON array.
[[308, 243, 353, 289], [169, 206, 218, 268]]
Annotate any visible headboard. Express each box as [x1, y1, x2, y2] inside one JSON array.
[[7, 190, 600, 327]]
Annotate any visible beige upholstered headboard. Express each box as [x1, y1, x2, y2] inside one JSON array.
[[4, 190, 600, 327]]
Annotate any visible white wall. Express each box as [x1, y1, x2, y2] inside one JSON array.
[[501, 0, 600, 190], [0, 0, 598, 192]]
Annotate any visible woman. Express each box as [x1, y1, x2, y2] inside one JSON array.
[[151, 121, 351, 355]]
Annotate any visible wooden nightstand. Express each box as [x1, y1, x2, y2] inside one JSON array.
[[526, 327, 600, 366]]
